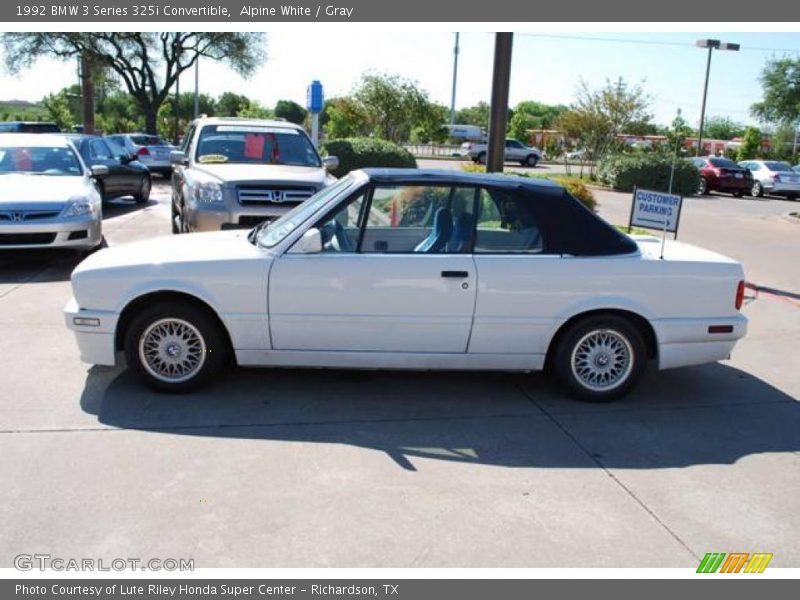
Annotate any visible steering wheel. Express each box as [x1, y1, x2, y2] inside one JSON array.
[[332, 220, 354, 252]]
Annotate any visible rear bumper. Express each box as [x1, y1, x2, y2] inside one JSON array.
[[64, 297, 118, 366], [653, 314, 748, 370], [715, 177, 751, 191], [764, 182, 800, 195]]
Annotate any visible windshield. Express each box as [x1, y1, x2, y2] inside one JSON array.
[[764, 161, 792, 172], [709, 158, 739, 168], [0, 145, 83, 176], [131, 134, 169, 146], [195, 124, 321, 167], [257, 176, 355, 248]]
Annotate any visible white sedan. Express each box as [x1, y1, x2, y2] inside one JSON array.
[[0, 134, 106, 250], [65, 169, 748, 402]]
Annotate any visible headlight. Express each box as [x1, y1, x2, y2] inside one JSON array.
[[191, 181, 224, 203], [62, 200, 97, 218]]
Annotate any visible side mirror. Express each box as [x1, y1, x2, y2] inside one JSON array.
[[90, 165, 109, 178], [170, 150, 188, 166], [322, 156, 339, 172], [289, 228, 323, 254]]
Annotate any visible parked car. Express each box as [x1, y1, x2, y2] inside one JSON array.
[[461, 139, 543, 167], [739, 160, 800, 199], [0, 121, 61, 134], [106, 133, 176, 177], [0, 134, 104, 250], [688, 156, 752, 197], [63, 134, 151, 203], [65, 169, 747, 402], [566, 149, 588, 161], [169, 116, 338, 234]]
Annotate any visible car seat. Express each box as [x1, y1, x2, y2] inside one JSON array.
[[414, 207, 453, 253]]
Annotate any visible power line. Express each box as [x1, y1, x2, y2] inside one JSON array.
[[510, 32, 800, 54]]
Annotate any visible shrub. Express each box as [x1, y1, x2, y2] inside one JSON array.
[[459, 164, 597, 212], [320, 137, 416, 178], [597, 153, 699, 196]]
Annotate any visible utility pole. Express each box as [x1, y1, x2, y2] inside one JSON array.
[[80, 54, 95, 134], [193, 58, 200, 118], [449, 32, 460, 126], [486, 33, 513, 173], [174, 75, 180, 145]]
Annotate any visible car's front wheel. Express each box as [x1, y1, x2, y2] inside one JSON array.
[[124, 302, 228, 393], [525, 154, 538, 167], [477, 152, 487, 165], [552, 315, 647, 402]]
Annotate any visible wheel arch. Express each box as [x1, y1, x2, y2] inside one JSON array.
[[114, 290, 234, 360], [544, 308, 658, 370]]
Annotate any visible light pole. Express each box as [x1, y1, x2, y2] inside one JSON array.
[[193, 58, 200, 119], [449, 32, 460, 126], [695, 39, 740, 156]]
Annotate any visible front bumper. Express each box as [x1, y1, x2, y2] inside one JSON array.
[[0, 216, 102, 250], [64, 297, 118, 366], [186, 202, 297, 232]]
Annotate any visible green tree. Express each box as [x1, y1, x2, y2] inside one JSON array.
[[455, 102, 490, 128], [769, 123, 796, 161], [353, 73, 438, 142], [41, 92, 74, 130], [703, 115, 745, 140], [216, 92, 251, 117], [323, 96, 369, 139], [556, 77, 652, 172], [751, 57, 800, 125], [737, 127, 762, 161], [274, 99, 307, 125], [237, 100, 274, 120], [2, 32, 266, 134], [512, 100, 567, 129], [412, 103, 449, 143], [664, 111, 693, 156], [508, 112, 539, 143]]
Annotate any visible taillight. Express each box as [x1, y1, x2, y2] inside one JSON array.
[[735, 280, 745, 310], [771, 172, 781, 182], [137, 147, 150, 157]]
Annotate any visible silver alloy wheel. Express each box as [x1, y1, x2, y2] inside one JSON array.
[[570, 329, 634, 392], [698, 177, 707, 194], [752, 181, 762, 197], [138, 318, 207, 383]]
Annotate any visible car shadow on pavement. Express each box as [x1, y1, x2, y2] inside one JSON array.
[[0, 249, 83, 284], [79, 362, 800, 471], [103, 197, 158, 217]]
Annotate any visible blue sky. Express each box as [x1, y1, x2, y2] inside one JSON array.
[[1, 31, 798, 128]]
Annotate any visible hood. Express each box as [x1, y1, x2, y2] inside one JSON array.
[[74, 230, 265, 275], [0, 174, 91, 208], [192, 163, 328, 187]]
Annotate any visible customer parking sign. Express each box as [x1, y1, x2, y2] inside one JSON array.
[[628, 187, 684, 236]]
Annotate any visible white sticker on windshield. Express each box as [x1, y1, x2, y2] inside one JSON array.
[[215, 126, 299, 135]]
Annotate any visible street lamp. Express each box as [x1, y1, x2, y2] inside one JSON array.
[[695, 38, 740, 157]]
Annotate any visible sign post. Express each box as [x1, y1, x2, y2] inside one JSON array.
[[306, 80, 324, 148]]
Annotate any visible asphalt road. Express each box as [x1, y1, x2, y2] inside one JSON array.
[[0, 178, 797, 568]]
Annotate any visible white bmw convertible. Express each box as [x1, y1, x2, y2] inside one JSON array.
[[65, 169, 747, 402]]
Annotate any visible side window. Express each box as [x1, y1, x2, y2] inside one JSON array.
[[314, 190, 367, 253], [89, 139, 113, 160], [360, 185, 476, 254], [106, 138, 126, 158], [474, 188, 544, 254]]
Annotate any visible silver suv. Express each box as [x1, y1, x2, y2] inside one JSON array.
[[170, 117, 338, 233]]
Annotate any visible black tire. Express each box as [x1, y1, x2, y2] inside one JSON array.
[[752, 181, 764, 198], [525, 154, 538, 167], [697, 177, 708, 195], [133, 175, 151, 204], [787, 193, 798, 201], [477, 152, 487, 165], [171, 200, 180, 234], [124, 301, 228, 393], [552, 315, 647, 403]]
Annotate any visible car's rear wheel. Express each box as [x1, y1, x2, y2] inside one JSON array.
[[525, 154, 538, 167], [752, 181, 764, 197], [697, 177, 708, 195], [124, 302, 228, 393], [552, 315, 647, 402], [134, 175, 151, 204]]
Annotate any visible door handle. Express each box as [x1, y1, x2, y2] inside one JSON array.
[[441, 270, 469, 278]]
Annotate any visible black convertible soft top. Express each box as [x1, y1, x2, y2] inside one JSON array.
[[360, 169, 638, 257]]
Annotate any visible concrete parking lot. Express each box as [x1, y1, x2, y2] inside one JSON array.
[[0, 178, 798, 568]]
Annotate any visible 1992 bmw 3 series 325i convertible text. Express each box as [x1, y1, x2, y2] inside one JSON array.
[[64, 169, 748, 402]]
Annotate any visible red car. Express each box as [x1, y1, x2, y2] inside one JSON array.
[[690, 157, 753, 197]]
